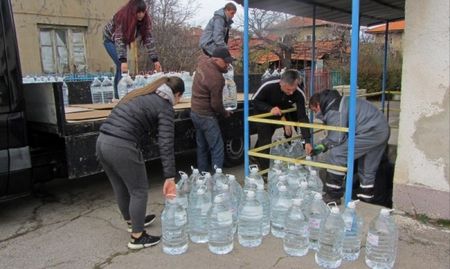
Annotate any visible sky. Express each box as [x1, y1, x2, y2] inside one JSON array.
[[181, 0, 244, 28]]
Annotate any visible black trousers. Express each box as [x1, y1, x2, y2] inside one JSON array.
[[254, 123, 281, 171]]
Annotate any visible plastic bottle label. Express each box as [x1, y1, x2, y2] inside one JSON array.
[[309, 217, 322, 229], [217, 211, 233, 225], [367, 232, 379, 246]]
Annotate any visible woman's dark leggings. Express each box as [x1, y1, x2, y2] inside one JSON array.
[[96, 133, 149, 233]]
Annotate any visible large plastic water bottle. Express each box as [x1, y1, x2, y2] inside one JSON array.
[[342, 200, 364, 261], [286, 165, 301, 197], [308, 193, 329, 251], [308, 170, 323, 193], [315, 206, 345, 268], [188, 185, 211, 243], [365, 209, 398, 269], [295, 181, 313, 217], [62, 81, 69, 106], [212, 167, 228, 188], [255, 183, 270, 236], [245, 165, 264, 187], [283, 198, 309, 257], [176, 171, 189, 210], [161, 198, 189, 255], [117, 73, 133, 99], [270, 185, 292, 238], [90, 77, 103, 104], [208, 195, 234, 255], [270, 175, 289, 202], [222, 65, 237, 111], [100, 76, 114, 103], [238, 191, 263, 247], [188, 166, 200, 193]]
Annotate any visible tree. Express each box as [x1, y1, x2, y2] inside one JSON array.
[[240, 9, 294, 69], [134, 0, 200, 73]]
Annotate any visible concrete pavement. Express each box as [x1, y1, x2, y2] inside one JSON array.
[[0, 152, 449, 269]]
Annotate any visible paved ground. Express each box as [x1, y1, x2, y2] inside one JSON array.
[[0, 151, 449, 269]]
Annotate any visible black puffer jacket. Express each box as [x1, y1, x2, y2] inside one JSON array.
[[100, 89, 175, 179]]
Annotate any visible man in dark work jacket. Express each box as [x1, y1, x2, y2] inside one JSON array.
[[190, 47, 233, 172], [252, 69, 312, 170]]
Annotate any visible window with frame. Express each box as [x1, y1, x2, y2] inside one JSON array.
[[39, 26, 87, 74]]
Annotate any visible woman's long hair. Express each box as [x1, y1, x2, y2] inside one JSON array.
[[113, 0, 151, 45], [119, 76, 185, 104]]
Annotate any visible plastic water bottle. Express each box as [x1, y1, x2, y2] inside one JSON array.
[[176, 171, 189, 210], [238, 191, 263, 247], [189, 175, 209, 203], [365, 209, 398, 269], [295, 181, 313, 217], [270, 175, 289, 202], [308, 193, 329, 251], [245, 165, 264, 187], [315, 206, 345, 268], [308, 170, 323, 193], [62, 81, 69, 106], [117, 73, 133, 99], [283, 198, 309, 256], [255, 183, 270, 236], [208, 195, 234, 255], [222, 65, 237, 111], [188, 185, 211, 243], [227, 174, 243, 232], [161, 198, 189, 255], [100, 76, 114, 103], [342, 200, 364, 261], [270, 185, 292, 238], [90, 77, 103, 103], [286, 165, 301, 197], [212, 167, 228, 188]]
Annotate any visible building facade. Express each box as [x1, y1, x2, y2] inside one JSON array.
[[11, 0, 123, 75]]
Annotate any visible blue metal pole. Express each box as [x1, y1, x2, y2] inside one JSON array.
[[345, 0, 360, 206], [309, 5, 316, 145], [381, 21, 389, 113], [243, 0, 250, 177]]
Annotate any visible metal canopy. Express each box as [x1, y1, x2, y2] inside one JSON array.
[[237, 0, 404, 26]]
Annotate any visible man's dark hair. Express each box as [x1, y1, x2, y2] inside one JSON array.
[[280, 69, 300, 85], [224, 2, 237, 11]]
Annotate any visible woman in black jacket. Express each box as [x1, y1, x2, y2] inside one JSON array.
[[96, 76, 184, 249]]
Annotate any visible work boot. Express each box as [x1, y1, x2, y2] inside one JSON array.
[[356, 185, 375, 202], [323, 171, 345, 204]]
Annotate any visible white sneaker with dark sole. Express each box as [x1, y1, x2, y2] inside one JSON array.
[[127, 214, 156, 233]]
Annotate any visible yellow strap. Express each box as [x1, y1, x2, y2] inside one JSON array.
[[249, 116, 349, 132], [248, 150, 348, 172]]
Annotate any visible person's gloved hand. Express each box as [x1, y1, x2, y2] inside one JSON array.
[[163, 178, 176, 199], [312, 143, 327, 155]]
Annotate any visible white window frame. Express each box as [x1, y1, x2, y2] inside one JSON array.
[[38, 25, 88, 74]]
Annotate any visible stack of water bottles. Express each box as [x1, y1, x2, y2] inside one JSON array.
[[160, 164, 398, 269]]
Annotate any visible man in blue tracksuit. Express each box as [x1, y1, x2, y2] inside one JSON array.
[[308, 90, 390, 205]]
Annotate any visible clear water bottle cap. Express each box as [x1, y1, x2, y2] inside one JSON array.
[[256, 183, 264, 190], [347, 200, 359, 209], [314, 192, 323, 200], [191, 166, 199, 174], [214, 195, 224, 203], [289, 165, 296, 170], [310, 170, 317, 176], [380, 208, 393, 216], [249, 164, 259, 173], [292, 198, 302, 206], [247, 191, 255, 198], [300, 181, 308, 189], [274, 159, 281, 164], [279, 185, 287, 192], [275, 169, 282, 175], [178, 171, 188, 179], [330, 206, 340, 214], [216, 168, 223, 174]]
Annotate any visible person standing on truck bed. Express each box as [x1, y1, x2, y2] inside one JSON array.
[[199, 2, 236, 57], [190, 47, 233, 173], [96, 76, 184, 249], [103, 0, 162, 99], [251, 69, 313, 171]]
